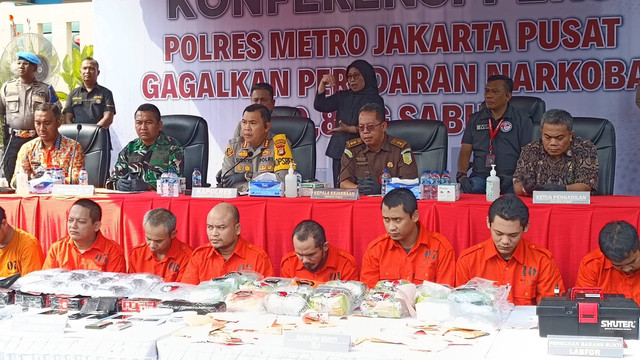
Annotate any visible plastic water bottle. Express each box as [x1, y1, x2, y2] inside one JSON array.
[[441, 170, 452, 185], [160, 170, 169, 197], [424, 171, 434, 199], [78, 168, 89, 186], [192, 168, 202, 188], [285, 163, 298, 198], [169, 169, 180, 197], [420, 170, 430, 199], [53, 168, 64, 184], [16, 168, 29, 196], [486, 164, 500, 202], [430, 171, 441, 200], [381, 168, 391, 195], [294, 169, 302, 196]]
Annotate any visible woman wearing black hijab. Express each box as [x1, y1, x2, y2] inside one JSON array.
[[314, 59, 384, 187]]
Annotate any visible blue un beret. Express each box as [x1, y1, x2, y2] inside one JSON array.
[[17, 52, 41, 66]]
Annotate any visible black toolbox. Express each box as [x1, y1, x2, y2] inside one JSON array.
[[537, 288, 640, 339]]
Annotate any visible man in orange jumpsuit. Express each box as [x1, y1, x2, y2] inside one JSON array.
[[43, 199, 126, 272], [128, 208, 192, 282], [456, 194, 565, 305], [360, 188, 455, 288], [576, 221, 640, 304], [181, 202, 274, 284], [0, 206, 43, 277], [280, 220, 358, 283]]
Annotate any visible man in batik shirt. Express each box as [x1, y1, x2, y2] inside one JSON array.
[[513, 109, 598, 195], [105, 103, 183, 191], [11, 103, 84, 187]]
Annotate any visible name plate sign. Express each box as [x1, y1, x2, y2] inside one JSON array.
[[191, 187, 237, 198], [547, 335, 623, 358], [533, 191, 591, 204], [284, 331, 351, 353], [51, 184, 95, 196], [311, 188, 359, 200]]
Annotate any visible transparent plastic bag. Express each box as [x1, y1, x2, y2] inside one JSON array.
[[325, 280, 367, 301], [224, 289, 269, 312], [309, 285, 356, 316], [242, 277, 293, 291], [360, 290, 409, 318], [446, 277, 514, 331], [264, 284, 314, 316]]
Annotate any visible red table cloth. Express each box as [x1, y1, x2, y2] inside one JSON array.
[[2, 193, 639, 288]]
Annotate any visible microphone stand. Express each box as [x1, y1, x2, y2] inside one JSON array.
[[336, 143, 367, 186], [0, 132, 15, 186], [68, 124, 82, 184], [219, 151, 255, 187]]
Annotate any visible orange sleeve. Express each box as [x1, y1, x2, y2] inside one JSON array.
[[174, 247, 193, 282], [127, 248, 141, 274], [42, 244, 60, 270], [455, 253, 473, 287], [279, 255, 295, 278], [535, 255, 565, 303], [360, 245, 380, 288], [339, 256, 359, 282], [105, 242, 127, 273], [181, 251, 202, 285], [575, 256, 600, 288], [18, 234, 44, 275], [434, 238, 456, 287], [256, 253, 274, 277]]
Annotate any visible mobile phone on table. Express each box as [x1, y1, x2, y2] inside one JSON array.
[[39, 309, 68, 315], [68, 313, 98, 320], [109, 320, 133, 331], [85, 320, 112, 329]]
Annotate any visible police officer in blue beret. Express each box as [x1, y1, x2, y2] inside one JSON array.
[[0, 52, 60, 182]]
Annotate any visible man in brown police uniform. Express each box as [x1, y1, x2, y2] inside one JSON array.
[[220, 104, 294, 192], [339, 103, 418, 195]]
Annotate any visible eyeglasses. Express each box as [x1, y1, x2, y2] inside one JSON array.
[[347, 73, 361, 81], [357, 122, 385, 133]]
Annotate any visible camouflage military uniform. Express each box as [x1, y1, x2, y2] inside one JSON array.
[[339, 134, 418, 184], [221, 131, 294, 192], [105, 132, 184, 190]]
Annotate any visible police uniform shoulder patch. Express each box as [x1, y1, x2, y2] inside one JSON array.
[[225, 146, 234, 158], [390, 137, 408, 148], [402, 148, 413, 165], [344, 148, 353, 158], [346, 138, 363, 148]]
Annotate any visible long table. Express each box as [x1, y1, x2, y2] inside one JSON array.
[[2, 193, 639, 287]]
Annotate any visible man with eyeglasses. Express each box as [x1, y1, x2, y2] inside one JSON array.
[[339, 103, 417, 195], [0, 52, 60, 182]]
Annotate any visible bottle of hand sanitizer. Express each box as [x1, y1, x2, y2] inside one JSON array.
[[486, 164, 500, 202], [284, 162, 297, 198]]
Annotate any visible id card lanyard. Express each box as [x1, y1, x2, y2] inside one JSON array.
[[486, 118, 504, 166]]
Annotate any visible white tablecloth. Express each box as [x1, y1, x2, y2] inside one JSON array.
[[0, 312, 183, 360]]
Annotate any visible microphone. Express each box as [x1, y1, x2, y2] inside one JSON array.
[[219, 150, 254, 187], [69, 124, 82, 184], [337, 143, 367, 186]]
